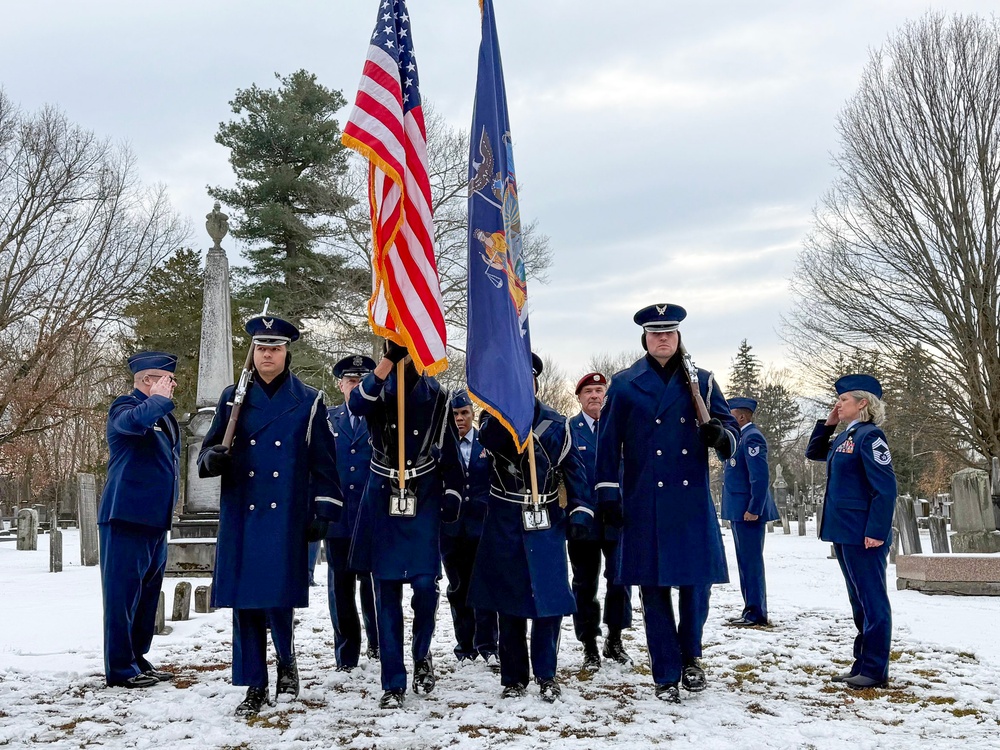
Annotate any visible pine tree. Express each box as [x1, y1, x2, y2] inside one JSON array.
[[727, 339, 762, 398]]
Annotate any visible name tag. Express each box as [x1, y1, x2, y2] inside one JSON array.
[[577, 445, 587, 451], [153, 426, 163, 432]]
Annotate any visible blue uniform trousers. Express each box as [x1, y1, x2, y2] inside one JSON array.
[[730, 520, 770, 623], [232, 607, 295, 687], [834, 543, 891, 681], [640, 585, 711, 685], [441, 534, 498, 659], [497, 614, 562, 687], [325, 538, 378, 668], [567, 538, 632, 642], [374, 575, 438, 691], [99, 522, 167, 685]]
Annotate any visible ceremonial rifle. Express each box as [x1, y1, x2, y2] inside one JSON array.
[[221, 298, 269, 450], [679, 340, 712, 426]]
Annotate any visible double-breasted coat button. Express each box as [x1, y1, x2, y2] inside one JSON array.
[[656, 450, 662, 456], [657, 481, 664, 487], [351, 449, 356, 454], [655, 418, 661, 424], [406, 459, 412, 466], [680, 417, 686, 423], [683, 480, 689, 486], [250, 439, 256, 445], [682, 449, 688, 455], [275, 440, 281, 446], [270, 502, 277, 509], [350, 466, 356, 472], [273, 471, 279, 478], [349, 484, 355, 490], [248, 471, 255, 477], [249, 504, 255, 510], [413, 429, 419, 435]]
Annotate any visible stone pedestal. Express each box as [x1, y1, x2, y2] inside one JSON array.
[[77, 473, 100, 566], [950, 468, 1000, 553]]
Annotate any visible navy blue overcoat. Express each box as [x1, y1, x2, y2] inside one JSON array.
[[199, 373, 342, 609], [567, 411, 619, 542], [595, 358, 737, 587], [348, 370, 463, 580], [468, 401, 590, 619], [441, 427, 491, 539], [721, 423, 779, 522], [806, 420, 897, 544], [99, 390, 181, 530]]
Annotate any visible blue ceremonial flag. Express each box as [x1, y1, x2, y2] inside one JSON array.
[[466, 0, 534, 452]]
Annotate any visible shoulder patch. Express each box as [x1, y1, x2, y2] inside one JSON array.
[[871, 437, 892, 466], [747, 445, 760, 457]]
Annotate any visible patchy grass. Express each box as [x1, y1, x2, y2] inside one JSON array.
[[746, 701, 777, 716]]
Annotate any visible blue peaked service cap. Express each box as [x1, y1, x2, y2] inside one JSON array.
[[633, 303, 687, 332], [333, 355, 376, 379], [531, 353, 544, 377], [245, 315, 299, 346], [451, 389, 473, 409], [729, 397, 758, 412], [835, 373, 883, 399], [127, 351, 177, 374]]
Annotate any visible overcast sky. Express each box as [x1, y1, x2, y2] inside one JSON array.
[[2, 1, 996, 386]]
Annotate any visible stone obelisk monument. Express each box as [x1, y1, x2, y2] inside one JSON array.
[[165, 203, 234, 576]]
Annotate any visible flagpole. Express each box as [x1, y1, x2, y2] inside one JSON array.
[[526, 432, 540, 507], [397, 360, 406, 491]]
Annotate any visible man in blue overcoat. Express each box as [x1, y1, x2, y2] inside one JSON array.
[[99, 351, 181, 689], [595, 303, 738, 703], [440, 389, 499, 667], [721, 397, 780, 626], [468, 354, 591, 702], [324, 354, 380, 671], [199, 314, 342, 717], [567, 371, 633, 671], [348, 341, 464, 710]]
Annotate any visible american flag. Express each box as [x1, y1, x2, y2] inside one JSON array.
[[342, 0, 447, 375]]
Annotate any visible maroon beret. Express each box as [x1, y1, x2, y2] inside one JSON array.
[[575, 372, 608, 395]]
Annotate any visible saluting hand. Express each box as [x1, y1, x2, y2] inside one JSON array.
[[824, 403, 840, 426], [149, 375, 176, 400]]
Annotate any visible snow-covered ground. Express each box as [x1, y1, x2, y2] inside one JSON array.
[[1, 526, 998, 749]]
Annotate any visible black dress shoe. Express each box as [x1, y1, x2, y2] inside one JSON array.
[[655, 683, 681, 703], [483, 653, 501, 673], [276, 660, 300, 699], [844, 674, 887, 690], [724, 616, 770, 628], [379, 689, 405, 709], [538, 678, 561, 703], [109, 673, 159, 689], [681, 660, 707, 692], [335, 664, 355, 673], [602, 637, 633, 666], [235, 686, 270, 717], [581, 639, 601, 672], [501, 683, 527, 698], [144, 669, 175, 682], [830, 670, 857, 683], [366, 645, 380, 661], [412, 656, 436, 694]]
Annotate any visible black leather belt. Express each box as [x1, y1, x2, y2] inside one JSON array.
[[490, 488, 559, 505]]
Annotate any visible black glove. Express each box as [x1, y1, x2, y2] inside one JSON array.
[[599, 502, 624, 529], [306, 517, 329, 542], [201, 444, 232, 477], [567, 519, 590, 541], [384, 340, 409, 364], [698, 418, 729, 450]]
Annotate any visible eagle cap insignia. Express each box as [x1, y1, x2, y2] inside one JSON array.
[[353, 355, 363, 366], [262, 318, 274, 330], [655, 304, 667, 315]]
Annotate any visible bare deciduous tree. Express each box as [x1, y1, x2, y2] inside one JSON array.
[[785, 12, 1000, 461], [0, 93, 186, 451]]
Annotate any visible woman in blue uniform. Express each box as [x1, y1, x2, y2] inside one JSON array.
[[805, 374, 897, 689]]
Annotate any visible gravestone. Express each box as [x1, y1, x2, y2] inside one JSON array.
[[889, 531, 899, 564], [172, 582, 192, 621], [773, 464, 788, 533], [16, 508, 38, 550], [928, 516, 950, 553], [815, 501, 824, 538], [155, 592, 166, 635], [797, 506, 806, 536], [194, 585, 214, 614], [991, 457, 1000, 529], [49, 526, 63, 572], [77, 473, 100, 566], [950, 468, 1000, 553], [895, 495, 922, 555]]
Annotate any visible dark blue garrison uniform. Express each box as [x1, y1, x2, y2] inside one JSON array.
[[469, 363, 591, 701], [440, 390, 498, 664], [596, 304, 738, 701], [348, 358, 463, 706], [806, 374, 897, 689], [721, 397, 780, 626], [198, 316, 342, 712], [566, 374, 633, 668], [324, 355, 379, 670], [99, 351, 181, 688]]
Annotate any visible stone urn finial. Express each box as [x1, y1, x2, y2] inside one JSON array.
[[206, 201, 229, 250]]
